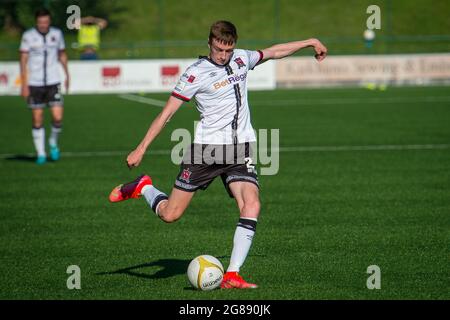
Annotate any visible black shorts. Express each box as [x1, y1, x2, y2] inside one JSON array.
[[28, 84, 63, 109], [174, 143, 259, 198]]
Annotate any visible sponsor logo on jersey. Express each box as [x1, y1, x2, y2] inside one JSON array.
[[208, 72, 217, 77], [174, 80, 186, 92], [175, 72, 195, 92], [213, 72, 247, 90], [234, 57, 246, 69]]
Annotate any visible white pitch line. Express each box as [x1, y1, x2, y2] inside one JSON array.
[[251, 96, 450, 106], [118, 94, 166, 107], [1, 144, 449, 159], [275, 144, 450, 152], [117, 94, 450, 107]]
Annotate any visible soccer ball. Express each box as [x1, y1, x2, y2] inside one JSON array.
[[187, 255, 224, 291], [363, 29, 376, 41]]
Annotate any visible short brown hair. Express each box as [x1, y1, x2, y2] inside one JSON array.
[[35, 8, 51, 19], [209, 21, 238, 45]]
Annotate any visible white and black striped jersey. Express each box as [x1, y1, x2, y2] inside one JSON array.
[[172, 49, 263, 145], [19, 27, 66, 87]]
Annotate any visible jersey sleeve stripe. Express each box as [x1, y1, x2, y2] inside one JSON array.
[[171, 92, 190, 102], [257, 50, 264, 63], [250, 50, 264, 70]]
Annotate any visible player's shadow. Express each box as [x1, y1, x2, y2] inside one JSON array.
[[96, 258, 191, 280], [4, 155, 36, 162]]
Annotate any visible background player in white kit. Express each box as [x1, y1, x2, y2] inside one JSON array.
[[109, 21, 327, 288], [19, 8, 70, 164]]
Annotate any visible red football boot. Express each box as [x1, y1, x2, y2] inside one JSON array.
[[221, 272, 258, 289], [109, 174, 152, 203]]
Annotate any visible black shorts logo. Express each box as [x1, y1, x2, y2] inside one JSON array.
[[180, 168, 192, 183]]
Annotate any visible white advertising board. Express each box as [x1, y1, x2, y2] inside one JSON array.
[[276, 53, 450, 88], [0, 58, 275, 95]]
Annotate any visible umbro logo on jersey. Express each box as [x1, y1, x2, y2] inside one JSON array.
[[213, 72, 247, 90], [209, 72, 217, 77]]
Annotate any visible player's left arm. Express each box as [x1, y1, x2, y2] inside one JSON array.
[[58, 50, 70, 93], [58, 30, 70, 93], [260, 38, 327, 62]]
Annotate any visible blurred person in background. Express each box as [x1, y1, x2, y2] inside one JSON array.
[[19, 8, 70, 164], [77, 16, 108, 60]]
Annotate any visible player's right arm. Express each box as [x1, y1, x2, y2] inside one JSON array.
[[127, 65, 200, 168], [19, 51, 29, 99], [19, 31, 30, 99], [126, 96, 184, 168]]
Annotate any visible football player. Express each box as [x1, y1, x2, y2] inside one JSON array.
[[110, 20, 327, 288], [19, 8, 70, 164]]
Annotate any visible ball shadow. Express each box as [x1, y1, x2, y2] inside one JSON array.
[[96, 258, 191, 280]]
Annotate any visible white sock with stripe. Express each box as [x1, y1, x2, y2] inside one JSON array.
[[49, 123, 62, 147], [32, 127, 46, 157], [142, 185, 168, 215], [227, 217, 257, 273]]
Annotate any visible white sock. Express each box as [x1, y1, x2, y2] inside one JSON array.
[[227, 218, 257, 273], [32, 127, 46, 157], [49, 124, 62, 147], [142, 185, 168, 215]]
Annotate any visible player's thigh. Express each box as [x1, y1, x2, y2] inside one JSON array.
[[48, 85, 64, 123], [31, 108, 44, 127], [228, 181, 260, 218], [161, 187, 196, 220]]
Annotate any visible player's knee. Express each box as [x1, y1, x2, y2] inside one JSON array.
[[32, 117, 44, 127], [159, 206, 183, 223], [160, 214, 179, 223], [241, 199, 260, 217], [52, 120, 62, 128]]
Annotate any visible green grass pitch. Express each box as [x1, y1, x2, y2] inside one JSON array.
[[0, 86, 449, 299]]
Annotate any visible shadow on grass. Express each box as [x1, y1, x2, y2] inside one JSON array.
[[4, 154, 36, 162], [96, 258, 191, 280]]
